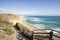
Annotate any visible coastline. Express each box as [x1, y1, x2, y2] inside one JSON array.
[[19, 16, 60, 34], [19, 16, 45, 31], [23, 17, 42, 30], [19, 16, 60, 40], [22, 17, 60, 33]]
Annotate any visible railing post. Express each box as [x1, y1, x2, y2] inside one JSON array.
[[49, 30, 53, 40], [31, 31, 34, 40]]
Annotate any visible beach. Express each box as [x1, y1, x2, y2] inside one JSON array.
[[19, 16, 45, 31]]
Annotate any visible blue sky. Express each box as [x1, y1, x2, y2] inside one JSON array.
[[0, 0, 60, 16]]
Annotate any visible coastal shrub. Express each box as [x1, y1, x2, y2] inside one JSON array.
[[17, 23, 32, 36], [1, 26, 14, 35]]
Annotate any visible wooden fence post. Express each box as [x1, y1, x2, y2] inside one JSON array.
[[49, 30, 53, 40], [31, 31, 34, 40]]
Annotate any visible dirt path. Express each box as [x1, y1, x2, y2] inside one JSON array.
[[11, 27, 18, 40]]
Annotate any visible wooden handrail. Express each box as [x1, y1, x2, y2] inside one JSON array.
[[34, 32, 50, 34], [31, 29, 60, 40]]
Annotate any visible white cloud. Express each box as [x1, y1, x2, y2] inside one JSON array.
[[0, 8, 39, 15], [0, 8, 60, 16]]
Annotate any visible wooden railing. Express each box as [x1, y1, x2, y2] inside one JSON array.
[[31, 29, 60, 40]]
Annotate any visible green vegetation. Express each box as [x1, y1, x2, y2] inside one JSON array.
[[0, 21, 14, 35], [17, 23, 33, 36], [1, 26, 14, 35], [0, 24, 14, 35]]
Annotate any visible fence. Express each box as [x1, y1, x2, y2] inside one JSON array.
[[30, 29, 60, 40]]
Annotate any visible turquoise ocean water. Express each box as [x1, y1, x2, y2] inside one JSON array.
[[25, 16, 60, 31]]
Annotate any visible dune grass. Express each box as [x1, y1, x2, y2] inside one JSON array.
[[0, 23, 14, 35], [1, 26, 14, 35]]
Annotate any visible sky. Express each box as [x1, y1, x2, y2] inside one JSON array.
[[0, 0, 60, 16]]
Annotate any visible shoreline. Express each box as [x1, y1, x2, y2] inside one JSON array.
[[19, 16, 46, 31], [23, 18, 42, 30], [22, 17, 60, 33], [19, 16, 60, 33], [24, 20, 60, 34]]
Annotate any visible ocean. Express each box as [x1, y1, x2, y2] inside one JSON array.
[[25, 16, 60, 31]]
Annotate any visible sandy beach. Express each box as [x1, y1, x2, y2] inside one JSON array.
[[19, 16, 45, 31]]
